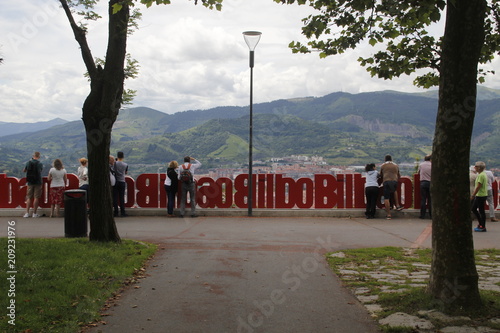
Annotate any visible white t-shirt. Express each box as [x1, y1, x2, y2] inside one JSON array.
[[78, 166, 89, 187], [485, 170, 494, 191], [49, 168, 67, 188]]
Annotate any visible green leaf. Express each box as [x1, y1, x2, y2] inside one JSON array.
[[112, 3, 122, 14]]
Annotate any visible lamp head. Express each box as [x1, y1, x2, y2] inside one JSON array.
[[243, 31, 262, 51]]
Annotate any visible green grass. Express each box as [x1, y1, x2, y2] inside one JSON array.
[[327, 247, 500, 331], [0, 238, 157, 333]]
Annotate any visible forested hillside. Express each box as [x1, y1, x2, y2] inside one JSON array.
[[1, 89, 498, 177]]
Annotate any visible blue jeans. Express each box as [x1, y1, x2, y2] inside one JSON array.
[[113, 181, 126, 215], [420, 181, 431, 218], [79, 184, 90, 203], [164, 185, 177, 215]]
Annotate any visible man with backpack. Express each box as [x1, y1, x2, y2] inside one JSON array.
[[178, 156, 202, 218], [23, 151, 44, 217]]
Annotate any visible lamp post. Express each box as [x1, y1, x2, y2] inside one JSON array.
[[243, 31, 261, 217]]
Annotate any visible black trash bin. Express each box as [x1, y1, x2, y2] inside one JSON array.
[[64, 189, 88, 238]]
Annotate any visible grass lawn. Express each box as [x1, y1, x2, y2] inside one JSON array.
[[2, 240, 499, 333], [327, 247, 500, 332], [0, 238, 157, 333]]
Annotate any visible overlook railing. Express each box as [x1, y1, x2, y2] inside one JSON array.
[[0, 173, 498, 210]]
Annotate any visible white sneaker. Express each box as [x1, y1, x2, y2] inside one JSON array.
[[23, 213, 30, 218], [32, 213, 40, 218]]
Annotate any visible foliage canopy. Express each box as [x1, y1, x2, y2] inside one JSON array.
[[64, 0, 222, 104], [275, 0, 500, 88]]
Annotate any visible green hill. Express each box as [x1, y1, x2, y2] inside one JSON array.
[[1, 88, 499, 177]]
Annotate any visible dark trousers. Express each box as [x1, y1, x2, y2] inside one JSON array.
[[420, 181, 431, 218], [472, 196, 487, 228], [164, 185, 176, 215], [79, 184, 90, 203], [113, 181, 126, 215], [365, 186, 379, 218], [180, 182, 196, 216]]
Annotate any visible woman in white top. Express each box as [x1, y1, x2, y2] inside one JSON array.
[[48, 159, 67, 217], [364, 163, 379, 219], [164, 160, 179, 217], [78, 157, 89, 204], [78, 158, 89, 188]]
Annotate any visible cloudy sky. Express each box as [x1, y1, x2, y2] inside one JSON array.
[[2, 0, 500, 123]]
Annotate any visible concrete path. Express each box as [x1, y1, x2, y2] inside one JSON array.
[[1, 215, 498, 333]]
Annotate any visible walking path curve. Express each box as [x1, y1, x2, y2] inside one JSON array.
[[3, 215, 498, 332]]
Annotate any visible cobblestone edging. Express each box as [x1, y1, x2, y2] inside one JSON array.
[[330, 249, 500, 332]]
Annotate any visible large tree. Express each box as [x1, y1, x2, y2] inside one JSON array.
[[59, 0, 221, 242], [276, 0, 500, 309]]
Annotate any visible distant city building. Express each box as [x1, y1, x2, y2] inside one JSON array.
[[204, 155, 362, 180]]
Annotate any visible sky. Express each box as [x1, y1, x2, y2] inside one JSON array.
[[2, 0, 500, 123]]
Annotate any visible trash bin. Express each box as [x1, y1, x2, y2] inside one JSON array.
[[64, 189, 88, 238]]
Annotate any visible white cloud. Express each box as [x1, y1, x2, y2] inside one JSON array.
[[1, 0, 498, 123]]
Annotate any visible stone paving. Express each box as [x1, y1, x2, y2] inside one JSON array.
[[331, 250, 500, 333]]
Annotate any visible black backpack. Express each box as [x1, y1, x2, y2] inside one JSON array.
[[26, 160, 41, 184], [180, 164, 193, 184]]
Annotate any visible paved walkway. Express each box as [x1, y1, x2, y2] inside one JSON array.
[[2, 215, 498, 332]]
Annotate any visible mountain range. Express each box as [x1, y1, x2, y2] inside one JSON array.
[[1, 87, 499, 177], [0, 118, 68, 137]]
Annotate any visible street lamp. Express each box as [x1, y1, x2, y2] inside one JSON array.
[[243, 31, 261, 217]]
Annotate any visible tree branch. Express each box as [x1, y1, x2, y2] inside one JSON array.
[[59, 0, 97, 79]]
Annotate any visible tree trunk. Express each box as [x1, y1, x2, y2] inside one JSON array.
[[60, 0, 127, 241], [428, 0, 487, 309], [82, 1, 130, 242], [85, 112, 120, 242]]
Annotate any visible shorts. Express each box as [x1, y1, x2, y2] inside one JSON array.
[[383, 181, 398, 199], [50, 186, 65, 205], [26, 184, 42, 199]]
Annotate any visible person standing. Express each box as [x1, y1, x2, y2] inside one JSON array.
[[485, 168, 498, 222], [164, 160, 179, 217], [469, 166, 478, 199], [23, 151, 44, 218], [78, 157, 89, 202], [109, 155, 116, 187], [178, 156, 202, 218], [380, 155, 403, 220], [471, 161, 488, 232], [48, 159, 67, 218], [113, 151, 128, 217], [418, 155, 432, 219], [364, 163, 379, 219]]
